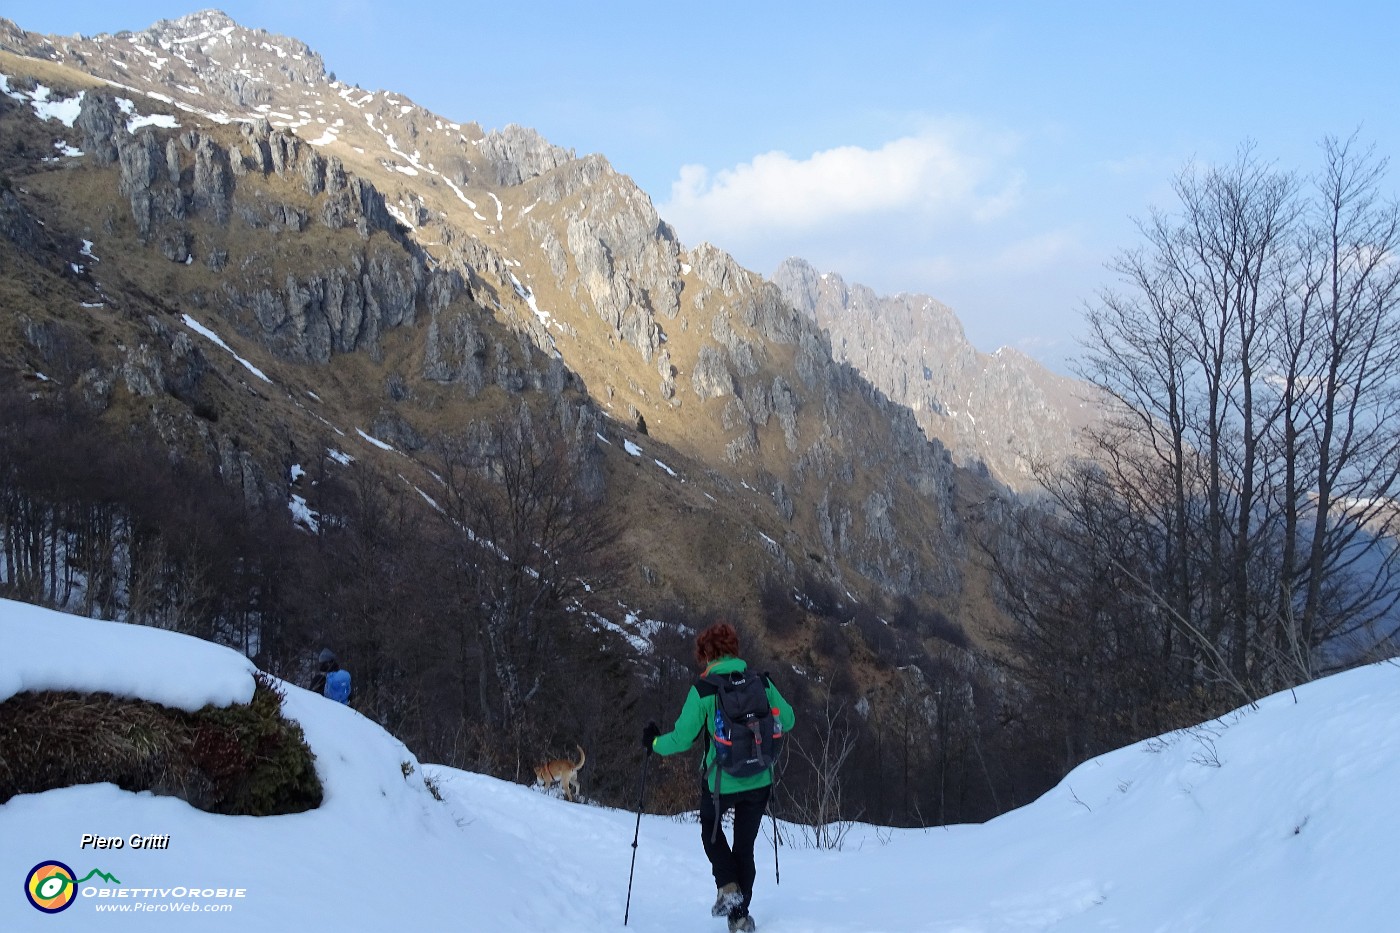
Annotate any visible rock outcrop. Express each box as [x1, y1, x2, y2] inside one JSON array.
[[773, 257, 1102, 490]]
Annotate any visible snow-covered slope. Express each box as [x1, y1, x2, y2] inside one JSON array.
[[3, 597, 1399, 930]]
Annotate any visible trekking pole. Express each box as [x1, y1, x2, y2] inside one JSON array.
[[770, 748, 786, 884], [623, 751, 652, 926], [771, 810, 781, 885]]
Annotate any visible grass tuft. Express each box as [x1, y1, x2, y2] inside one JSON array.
[[0, 673, 322, 816]]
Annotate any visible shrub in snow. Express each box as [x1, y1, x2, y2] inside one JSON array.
[[0, 673, 321, 816]]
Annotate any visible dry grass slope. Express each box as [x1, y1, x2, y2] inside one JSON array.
[[0, 674, 322, 816]]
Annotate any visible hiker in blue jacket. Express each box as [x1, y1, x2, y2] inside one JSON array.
[[311, 648, 351, 704]]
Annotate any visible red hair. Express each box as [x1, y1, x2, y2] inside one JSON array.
[[695, 622, 740, 669]]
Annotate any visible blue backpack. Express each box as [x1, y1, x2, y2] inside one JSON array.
[[324, 669, 351, 704]]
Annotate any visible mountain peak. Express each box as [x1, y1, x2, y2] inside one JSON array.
[[94, 8, 329, 95], [154, 9, 240, 34]]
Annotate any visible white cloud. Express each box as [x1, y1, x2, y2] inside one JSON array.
[[653, 124, 1105, 370], [659, 125, 1023, 243]]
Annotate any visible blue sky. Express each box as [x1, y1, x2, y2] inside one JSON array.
[[6, 2, 1398, 370]]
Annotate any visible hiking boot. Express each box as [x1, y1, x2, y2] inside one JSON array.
[[727, 908, 756, 933], [711, 883, 743, 917]]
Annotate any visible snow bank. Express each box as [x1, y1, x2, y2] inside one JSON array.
[[0, 599, 255, 710]]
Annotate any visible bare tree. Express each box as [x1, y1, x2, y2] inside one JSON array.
[[436, 401, 619, 776], [982, 460, 1196, 770], [780, 687, 859, 850], [1077, 137, 1400, 699], [1282, 135, 1400, 661]]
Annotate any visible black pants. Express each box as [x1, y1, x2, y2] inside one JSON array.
[[699, 779, 771, 911]]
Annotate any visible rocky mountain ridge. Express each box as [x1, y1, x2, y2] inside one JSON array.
[[0, 10, 1013, 653], [773, 257, 1102, 490]]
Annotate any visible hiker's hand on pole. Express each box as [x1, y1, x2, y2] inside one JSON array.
[[641, 722, 661, 754]]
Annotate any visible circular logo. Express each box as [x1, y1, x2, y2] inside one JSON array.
[[25, 861, 78, 913]]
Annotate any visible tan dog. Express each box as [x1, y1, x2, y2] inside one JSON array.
[[533, 745, 586, 801]]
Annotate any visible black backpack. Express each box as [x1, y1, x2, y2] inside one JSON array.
[[700, 669, 784, 778]]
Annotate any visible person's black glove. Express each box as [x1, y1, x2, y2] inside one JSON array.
[[641, 722, 661, 754]]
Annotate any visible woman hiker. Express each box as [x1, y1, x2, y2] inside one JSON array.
[[642, 622, 796, 933]]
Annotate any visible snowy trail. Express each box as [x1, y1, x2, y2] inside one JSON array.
[[4, 598, 1400, 930]]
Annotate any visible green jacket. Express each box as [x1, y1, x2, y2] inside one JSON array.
[[651, 656, 796, 793]]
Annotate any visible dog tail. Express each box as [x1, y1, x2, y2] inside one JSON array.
[[575, 744, 586, 771]]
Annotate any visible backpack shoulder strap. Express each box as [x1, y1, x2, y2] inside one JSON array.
[[693, 674, 719, 698]]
